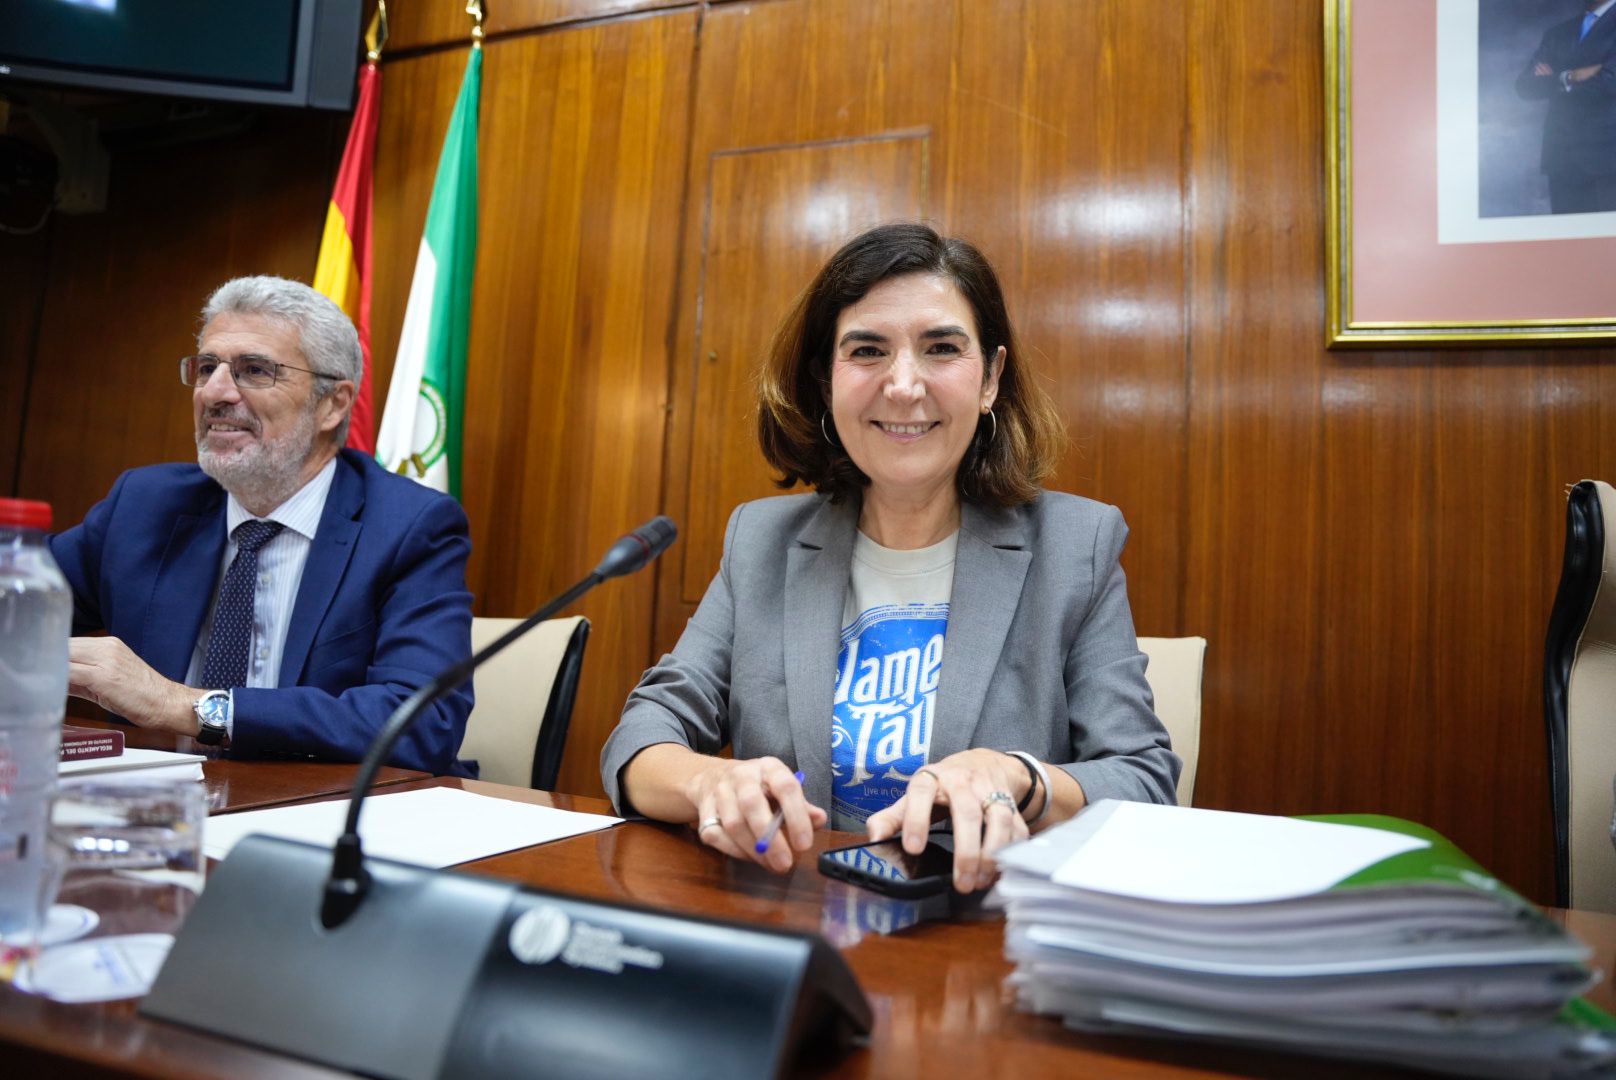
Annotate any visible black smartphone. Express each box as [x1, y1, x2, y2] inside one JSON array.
[[818, 838, 954, 898]]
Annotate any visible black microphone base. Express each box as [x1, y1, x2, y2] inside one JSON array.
[[141, 834, 872, 1080]]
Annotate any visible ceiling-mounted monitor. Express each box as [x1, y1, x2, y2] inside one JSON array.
[[0, 0, 362, 111]]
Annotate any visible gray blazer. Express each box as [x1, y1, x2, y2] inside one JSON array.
[[601, 491, 1181, 814]]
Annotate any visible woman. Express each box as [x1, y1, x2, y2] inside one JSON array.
[[602, 222, 1178, 892]]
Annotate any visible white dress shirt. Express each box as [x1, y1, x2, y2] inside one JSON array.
[[186, 458, 338, 710]]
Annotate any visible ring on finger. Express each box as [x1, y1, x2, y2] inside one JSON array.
[[698, 817, 723, 833], [981, 790, 1017, 814]]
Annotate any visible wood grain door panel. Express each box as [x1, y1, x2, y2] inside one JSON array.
[[680, 134, 929, 603]]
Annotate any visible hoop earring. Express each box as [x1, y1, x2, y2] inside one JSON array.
[[979, 409, 998, 448], [820, 412, 842, 448]]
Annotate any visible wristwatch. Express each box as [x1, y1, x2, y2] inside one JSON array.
[[193, 689, 232, 747]]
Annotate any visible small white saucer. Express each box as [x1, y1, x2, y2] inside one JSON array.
[[39, 904, 99, 947], [14, 933, 174, 1003]]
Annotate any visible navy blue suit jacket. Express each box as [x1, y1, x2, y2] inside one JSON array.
[[50, 449, 476, 776], [1516, 9, 1616, 178]]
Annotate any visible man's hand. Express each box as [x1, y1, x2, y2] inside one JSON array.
[[68, 637, 199, 734], [1568, 64, 1603, 84], [1535, 61, 1555, 76]]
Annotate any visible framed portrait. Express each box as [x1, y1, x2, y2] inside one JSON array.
[[1325, 0, 1616, 348]]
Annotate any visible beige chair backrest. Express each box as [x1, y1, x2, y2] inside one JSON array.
[[461, 615, 587, 789], [1569, 481, 1616, 912], [1137, 636, 1207, 806]]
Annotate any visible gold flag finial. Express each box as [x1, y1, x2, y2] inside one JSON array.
[[466, 0, 484, 47], [365, 0, 389, 62]]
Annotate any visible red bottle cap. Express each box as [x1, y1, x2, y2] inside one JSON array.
[[0, 499, 52, 530]]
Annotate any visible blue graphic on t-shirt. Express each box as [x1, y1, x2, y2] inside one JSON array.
[[831, 603, 948, 826]]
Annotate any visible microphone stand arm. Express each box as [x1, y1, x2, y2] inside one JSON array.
[[322, 570, 603, 927]]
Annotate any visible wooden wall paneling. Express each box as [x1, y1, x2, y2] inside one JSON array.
[[386, 0, 689, 53], [370, 46, 474, 417], [656, 0, 929, 659], [1391, 350, 1615, 900], [18, 112, 341, 530], [657, 0, 1189, 656], [1184, 0, 1616, 901], [374, 12, 697, 796], [680, 135, 929, 602], [1401, 354, 1606, 894], [942, 0, 1189, 637], [5, 0, 1603, 894], [0, 227, 52, 498], [1183, 0, 1331, 829], [469, 13, 696, 798]]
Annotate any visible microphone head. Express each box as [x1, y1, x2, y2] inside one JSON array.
[[593, 516, 679, 579], [637, 515, 678, 559]]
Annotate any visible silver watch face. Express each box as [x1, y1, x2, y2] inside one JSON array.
[[196, 692, 229, 728]]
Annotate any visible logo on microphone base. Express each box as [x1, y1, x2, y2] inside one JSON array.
[[508, 904, 666, 974], [509, 905, 570, 964]]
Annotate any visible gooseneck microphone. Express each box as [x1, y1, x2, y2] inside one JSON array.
[[591, 514, 678, 579], [320, 515, 678, 928], [145, 508, 871, 1079]]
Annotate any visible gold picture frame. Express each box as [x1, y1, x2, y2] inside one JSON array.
[[1325, 0, 1616, 348]]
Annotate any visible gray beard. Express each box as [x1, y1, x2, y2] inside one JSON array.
[[197, 405, 320, 512]]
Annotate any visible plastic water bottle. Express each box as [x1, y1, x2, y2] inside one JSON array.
[[0, 499, 70, 965]]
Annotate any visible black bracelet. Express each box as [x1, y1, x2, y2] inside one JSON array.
[[1011, 752, 1040, 812]]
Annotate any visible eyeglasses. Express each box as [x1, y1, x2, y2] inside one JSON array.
[[179, 354, 339, 389]]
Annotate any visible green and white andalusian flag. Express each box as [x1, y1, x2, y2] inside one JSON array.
[[375, 46, 481, 497]]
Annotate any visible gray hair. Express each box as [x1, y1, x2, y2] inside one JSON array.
[[200, 276, 363, 442]]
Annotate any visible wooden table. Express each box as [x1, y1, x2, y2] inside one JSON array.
[[67, 717, 428, 813], [5, 774, 1615, 1079]]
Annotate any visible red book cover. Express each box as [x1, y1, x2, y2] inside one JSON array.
[[60, 725, 125, 761]]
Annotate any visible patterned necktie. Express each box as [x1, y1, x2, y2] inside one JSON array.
[[200, 519, 285, 689]]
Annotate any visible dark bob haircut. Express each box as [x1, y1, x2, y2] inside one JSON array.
[[756, 221, 1064, 508]]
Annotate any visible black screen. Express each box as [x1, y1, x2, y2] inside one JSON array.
[[2, 0, 301, 90], [822, 840, 953, 883]]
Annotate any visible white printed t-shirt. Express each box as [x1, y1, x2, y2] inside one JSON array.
[[830, 529, 957, 830]]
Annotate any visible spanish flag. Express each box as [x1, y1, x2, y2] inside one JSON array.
[[313, 60, 381, 453]]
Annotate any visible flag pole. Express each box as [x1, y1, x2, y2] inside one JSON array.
[[312, 0, 386, 453]]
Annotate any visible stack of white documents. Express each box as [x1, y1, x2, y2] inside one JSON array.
[[994, 800, 1616, 1079]]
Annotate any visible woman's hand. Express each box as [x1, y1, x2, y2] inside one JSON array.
[[865, 748, 1032, 893], [684, 755, 826, 873]]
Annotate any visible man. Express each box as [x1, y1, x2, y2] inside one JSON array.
[[51, 276, 475, 775], [1516, 0, 1616, 214]]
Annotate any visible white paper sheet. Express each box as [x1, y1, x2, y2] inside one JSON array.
[[59, 747, 207, 781], [1050, 801, 1428, 904], [202, 787, 622, 866]]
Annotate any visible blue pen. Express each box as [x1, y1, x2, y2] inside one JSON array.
[[755, 771, 807, 854]]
